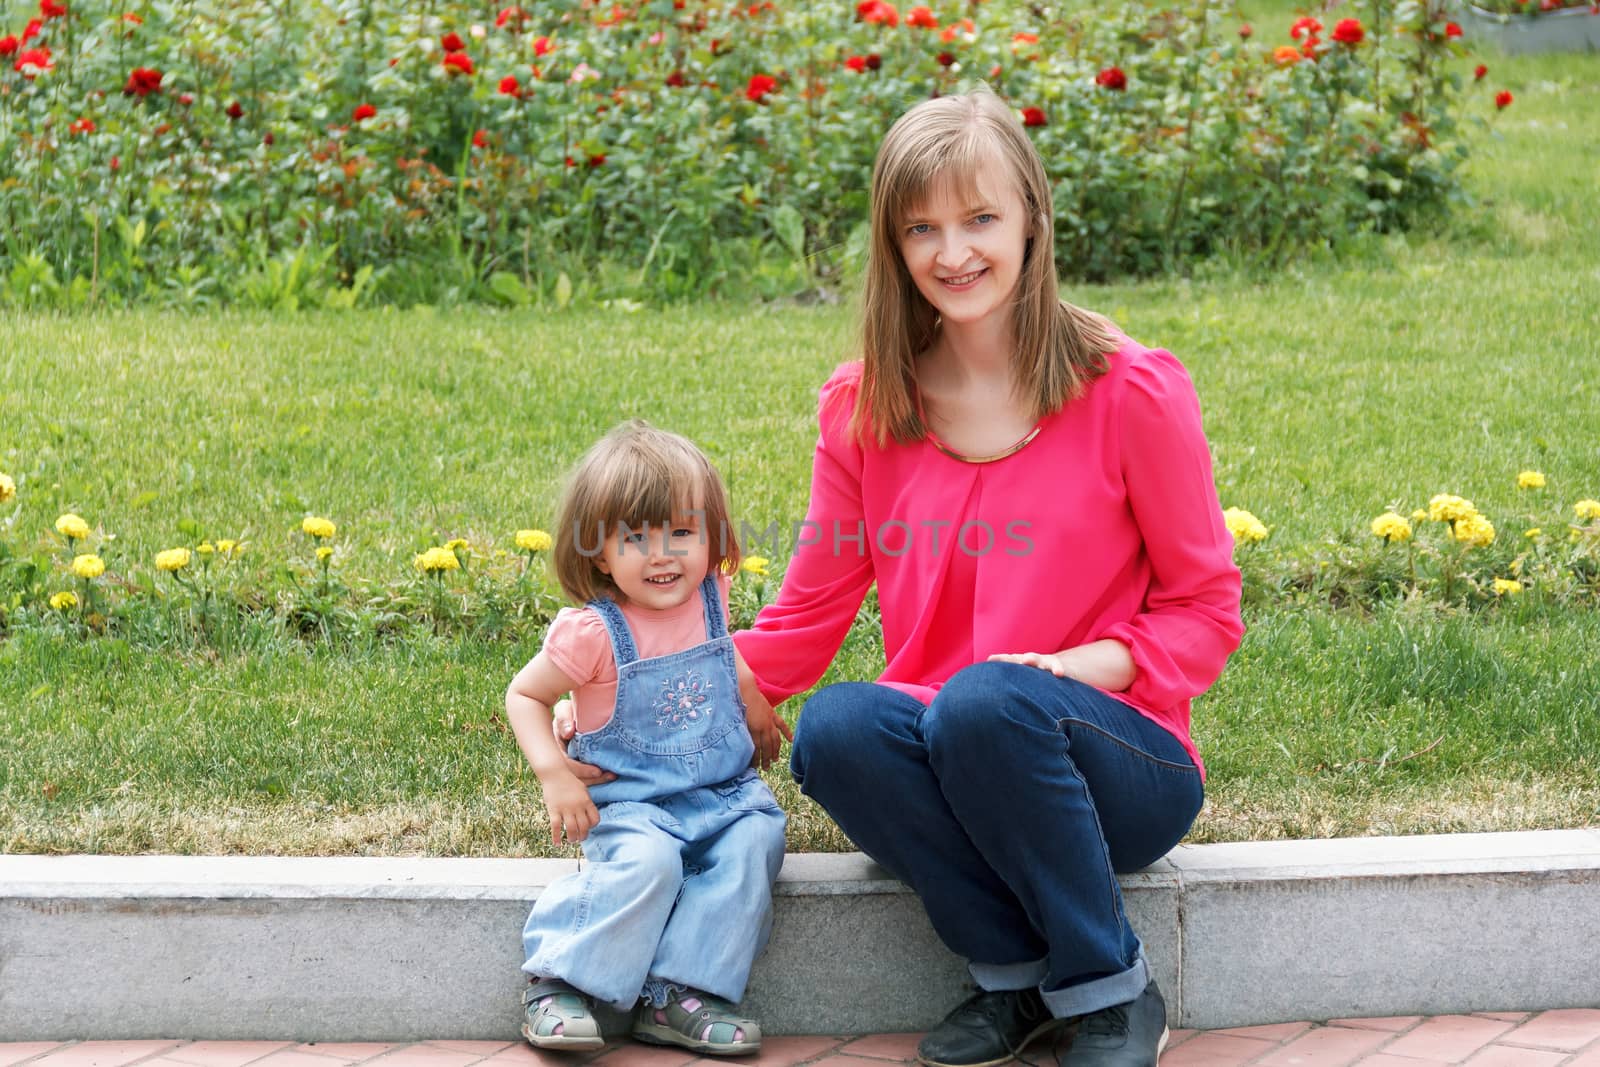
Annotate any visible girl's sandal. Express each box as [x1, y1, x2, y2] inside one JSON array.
[[522, 980, 606, 1051], [632, 988, 762, 1055]]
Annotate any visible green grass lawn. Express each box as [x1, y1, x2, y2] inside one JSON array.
[[2, 39, 1597, 856]]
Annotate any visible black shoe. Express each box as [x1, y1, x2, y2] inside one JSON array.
[[1057, 980, 1168, 1066], [916, 987, 1064, 1067]]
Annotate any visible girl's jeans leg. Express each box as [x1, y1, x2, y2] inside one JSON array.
[[791, 665, 1203, 1018]]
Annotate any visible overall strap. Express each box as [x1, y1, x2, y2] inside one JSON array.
[[587, 596, 639, 666], [699, 574, 728, 640]]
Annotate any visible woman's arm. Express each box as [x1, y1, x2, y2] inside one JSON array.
[[987, 639, 1137, 691]]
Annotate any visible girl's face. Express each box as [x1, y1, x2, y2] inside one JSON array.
[[897, 165, 1030, 330], [596, 511, 711, 612]]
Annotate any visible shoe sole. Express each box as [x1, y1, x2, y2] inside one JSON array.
[[915, 1017, 1069, 1067], [633, 1022, 761, 1056], [521, 1022, 605, 1052], [1156, 1025, 1169, 1063]]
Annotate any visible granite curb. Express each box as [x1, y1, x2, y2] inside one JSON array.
[[3, 829, 1598, 1040]]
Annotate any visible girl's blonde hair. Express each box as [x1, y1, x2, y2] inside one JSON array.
[[856, 87, 1119, 445], [552, 421, 741, 603]]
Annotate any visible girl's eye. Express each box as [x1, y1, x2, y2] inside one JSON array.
[[671, 528, 693, 538], [623, 532, 648, 546]]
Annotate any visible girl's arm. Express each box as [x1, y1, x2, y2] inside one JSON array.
[[506, 652, 601, 845]]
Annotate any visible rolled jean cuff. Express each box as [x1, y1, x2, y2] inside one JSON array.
[[640, 977, 687, 1008], [1041, 952, 1149, 1019], [969, 958, 1048, 992]]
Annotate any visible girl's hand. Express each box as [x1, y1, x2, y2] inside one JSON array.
[[550, 698, 618, 786], [736, 646, 792, 769], [541, 772, 600, 846]]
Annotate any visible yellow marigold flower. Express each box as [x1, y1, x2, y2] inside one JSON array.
[[50, 591, 78, 611], [155, 547, 192, 572], [216, 539, 239, 555], [1524, 528, 1542, 539], [741, 555, 771, 577], [55, 513, 91, 541], [316, 546, 334, 562], [445, 538, 470, 552], [1411, 509, 1427, 522], [1427, 494, 1477, 523], [197, 542, 215, 556], [301, 516, 337, 539], [515, 529, 553, 552], [1370, 512, 1412, 543], [1222, 507, 1269, 544], [71, 554, 106, 579], [1516, 470, 1546, 489], [1574, 500, 1600, 521], [414, 546, 460, 573], [1451, 513, 1496, 548], [0, 472, 15, 503], [1492, 578, 1522, 596]]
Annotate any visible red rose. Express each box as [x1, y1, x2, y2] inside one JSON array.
[[866, 53, 881, 70], [123, 66, 162, 96], [70, 117, 94, 135], [441, 31, 465, 52], [906, 5, 938, 28], [1474, 64, 1487, 80], [989, 63, 1002, 78], [499, 75, 520, 96], [1289, 16, 1322, 40], [937, 51, 955, 66], [1238, 22, 1253, 38], [22, 18, 42, 42], [665, 69, 687, 86], [0, 36, 18, 56], [1021, 106, 1046, 127], [352, 102, 377, 121], [856, 0, 899, 27], [122, 11, 142, 22], [565, 155, 576, 167], [845, 55, 867, 72], [496, 6, 527, 29], [109, 155, 120, 172], [1332, 18, 1364, 45], [225, 100, 243, 120], [14, 46, 52, 77], [178, 92, 194, 105], [153, 122, 171, 136], [1495, 89, 1513, 109], [588, 153, 605, 167], [1095, 66, 1127, 90], [533, 35, 553, 56], [40, 0, 68, 18], [1446, 21, 1463, 36], [443, 50, 474, 75], [745, 72, 777, 102], [263, 131, 274, 145], [472, 128, 489, 149]]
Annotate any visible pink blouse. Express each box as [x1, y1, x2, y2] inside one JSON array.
[[731, 337, 1243, 776]]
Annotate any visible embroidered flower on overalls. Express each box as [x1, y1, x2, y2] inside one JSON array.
[[654, 670, 713, 729]]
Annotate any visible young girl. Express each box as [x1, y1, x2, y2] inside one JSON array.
[[505, 421, 787, 1055], [724, 87, 1244, 1067]]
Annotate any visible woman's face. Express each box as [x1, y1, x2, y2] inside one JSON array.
[[897, 167, 1030, 329]]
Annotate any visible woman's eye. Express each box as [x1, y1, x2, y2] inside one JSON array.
[[907, 223, 931, 236], [973, 214, 996, 225]]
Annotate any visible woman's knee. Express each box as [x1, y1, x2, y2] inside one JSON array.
[[791, 682, 896, 781]]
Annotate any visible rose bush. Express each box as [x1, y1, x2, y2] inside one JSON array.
[[1, 0, 1499, 307]]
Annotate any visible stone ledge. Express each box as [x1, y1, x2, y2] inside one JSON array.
[[2, 830, 1597, 1040]]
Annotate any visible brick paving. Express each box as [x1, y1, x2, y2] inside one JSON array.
[[7, 1010, 1600, 1067]]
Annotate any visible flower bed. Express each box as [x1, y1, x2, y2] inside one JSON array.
[[1, 0, 1504, 307]]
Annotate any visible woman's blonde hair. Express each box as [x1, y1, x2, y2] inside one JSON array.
[[855, 87, 1119, 445], [552, 421, 741, 603]]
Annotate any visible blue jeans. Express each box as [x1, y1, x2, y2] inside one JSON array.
[[790, 662, 1203, 1018]]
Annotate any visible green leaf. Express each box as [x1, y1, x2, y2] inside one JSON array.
[[554, 272, 573, 310], [488, 271, 532, 307]]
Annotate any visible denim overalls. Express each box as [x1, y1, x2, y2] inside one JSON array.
[[521, 576, 788, 1010]]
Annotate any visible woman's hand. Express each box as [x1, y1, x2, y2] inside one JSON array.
[[549, 698, 618, 785], [987, 639, 1137, 692], [736, 647, 792, 770]]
